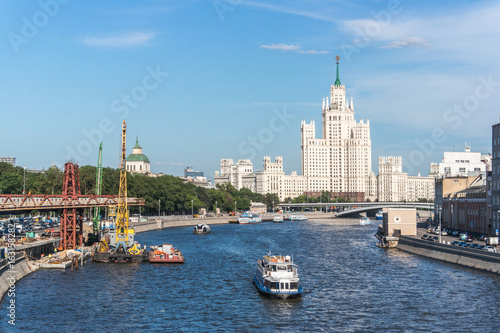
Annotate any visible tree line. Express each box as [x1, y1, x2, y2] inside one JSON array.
[[0, 162, 279, 216]]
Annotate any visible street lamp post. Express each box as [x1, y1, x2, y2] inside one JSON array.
[[235, 201, 237, 214], [272, 200, 274, 213], [158, 199, 160, 217], [215, 200, 218, 216], [191, 199, 194, 217]]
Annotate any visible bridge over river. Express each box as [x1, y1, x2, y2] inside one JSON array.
[[278, 202, 434, 217]]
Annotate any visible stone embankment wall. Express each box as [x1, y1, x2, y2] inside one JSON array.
[[397, 236, 500, 274], [132, 216, 233, 234], [0, 255, 39, 302]]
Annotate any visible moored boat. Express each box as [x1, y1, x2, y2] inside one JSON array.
[[193, 223, 211, 234], [238, 213, 262, 224], [149, 244, 184, 263], [273, 214, 284, 223], [359, 217, 372, 225], [253, 253, 303, 299], [375, 210, 383, 220], [289, 214, 307, 221]]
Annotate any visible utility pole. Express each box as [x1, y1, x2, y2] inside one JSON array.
[[191, 199, 194, 217], [158, 199, 160, 217]]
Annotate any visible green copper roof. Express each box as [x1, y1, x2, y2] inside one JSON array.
[[334, 55, 341, 87], [134, 137, 141, 149], [126, 153, 150, 163]]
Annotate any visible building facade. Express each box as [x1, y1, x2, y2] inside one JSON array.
[[0, 157, 15, 166], [491, 122, 500, 236], [430, 145, 488, 178], [376, 156, 434, 202], [126, 137, 151, 174], [214, 159, 255, 190], [301, 56, 372, 197], [184, 167, 204, 178]]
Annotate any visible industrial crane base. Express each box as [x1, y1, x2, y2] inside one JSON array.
[[92, 252, 149, 263]]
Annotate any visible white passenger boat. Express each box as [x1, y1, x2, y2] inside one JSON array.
[[359, 217, 372, 225], [289, 214, 307, 221], [238, 213, 262, 224], [273, 214, 284, 223], [253, 253, 303, 299], [193, 223, 211, 234], [375, 210, 383, 220]]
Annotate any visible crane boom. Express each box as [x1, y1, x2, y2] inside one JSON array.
[[116, 120, 130, 247], [92, 142, 103, 235]]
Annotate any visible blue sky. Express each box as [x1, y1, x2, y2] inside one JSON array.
[[1, 0, 499, 180]]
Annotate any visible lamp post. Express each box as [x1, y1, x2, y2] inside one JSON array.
[[158, 199, 160, 217], [439, 206, 442, 243], [191, 199, 194, 217], [235, 201, 237, 214], [215, 200, 218, 216], [272, 200, 274, 213]]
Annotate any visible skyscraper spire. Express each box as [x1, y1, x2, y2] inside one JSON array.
[[334, 55, 341, 87]]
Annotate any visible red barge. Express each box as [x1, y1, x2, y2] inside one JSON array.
[[149, 244, 185, 263]]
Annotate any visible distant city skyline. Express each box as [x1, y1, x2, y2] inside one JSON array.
[[1, 1, 498, 179]]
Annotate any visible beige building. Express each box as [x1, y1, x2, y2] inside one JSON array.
[[383, 208, 417, 237]]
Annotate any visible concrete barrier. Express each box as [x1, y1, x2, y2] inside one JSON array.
[[0, 255, 39, 303], [396, 237, 500, 274]]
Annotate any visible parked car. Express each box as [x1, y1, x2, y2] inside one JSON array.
[[421, 234, 429, 240], [465, 236, 474, 242], [458, 241, 467, 247], [469, 243, 480, 249], [459, 233, 468, 240], [452, 231, 459, 237], [441, 230, 448, 236], [477, 245, 486, 250], [485, 246, 497, 253], [430, 236, 439, 242], [451, 241, 460, 246], [478, 235, 486, 242]]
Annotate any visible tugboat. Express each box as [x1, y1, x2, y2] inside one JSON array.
[[148, 244, 184, 263], [253, 253, 303, 299], [193, 223, 211, 234]]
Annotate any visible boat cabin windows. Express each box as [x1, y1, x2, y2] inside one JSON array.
[[280, 282, 289, 290]]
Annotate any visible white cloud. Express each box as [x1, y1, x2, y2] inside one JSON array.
[[380, 37, 429, 49], [260, 43, 301, 51], [260, 43, 329, 54], [81, 32, 157, 48]]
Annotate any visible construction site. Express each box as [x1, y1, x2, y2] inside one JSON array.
[[0, 120, 163, 278]]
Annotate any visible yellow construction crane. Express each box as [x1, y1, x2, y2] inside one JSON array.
[[94, 120, 145, 261], [116, 119, 130, 249]]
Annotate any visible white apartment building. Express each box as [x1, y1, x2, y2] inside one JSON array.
[[430, 145, 488, 178], [377, 156, 434, 202], [301, 56, 372, 195], [377, 156, 407, 202], [214, 159, 255, 190]]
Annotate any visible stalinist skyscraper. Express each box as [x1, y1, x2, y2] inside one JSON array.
[[301, 56, 373, 198]]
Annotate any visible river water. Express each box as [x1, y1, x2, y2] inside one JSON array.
[[2, 218, 499, 332]]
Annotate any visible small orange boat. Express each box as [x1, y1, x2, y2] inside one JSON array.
[[149, 244, 184, 263]]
